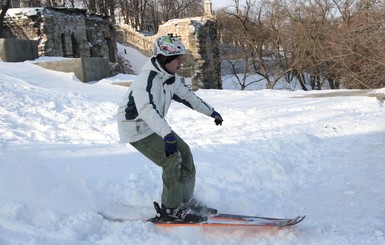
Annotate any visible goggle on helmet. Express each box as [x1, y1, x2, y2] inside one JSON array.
[[153, 36, 186, 56]]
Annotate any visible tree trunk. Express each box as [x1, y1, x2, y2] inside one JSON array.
[[0, 0, 11, 38], [296, 72, 308, 91]]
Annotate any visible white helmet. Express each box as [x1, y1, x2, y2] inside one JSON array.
[[153, 36, 186, 56]]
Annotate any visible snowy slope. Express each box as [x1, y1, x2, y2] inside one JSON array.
[[0, 53, 385, 244]]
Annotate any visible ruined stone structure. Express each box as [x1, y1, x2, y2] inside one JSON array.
[[4, 7, 116, 62], [3, 0, 221, 89], [116, 16, 221, 90]]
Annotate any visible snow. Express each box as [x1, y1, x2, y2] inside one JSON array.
[[0, 47, 385, 245], [5, 8, 44, 18], [116, 43, 148, 74]]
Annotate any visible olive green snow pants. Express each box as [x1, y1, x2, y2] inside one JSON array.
[[130, 132, 196, 208]]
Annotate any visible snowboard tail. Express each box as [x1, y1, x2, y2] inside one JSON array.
[[213, 213, 305, 226]]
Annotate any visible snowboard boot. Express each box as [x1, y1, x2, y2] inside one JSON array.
[[152, 202, 207, 223], [183, 198, 218, 216]]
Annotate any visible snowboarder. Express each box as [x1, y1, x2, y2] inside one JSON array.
[[117, 35, 223, 222]]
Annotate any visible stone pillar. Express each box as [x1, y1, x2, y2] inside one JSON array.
[[204, 0, 213, 16]]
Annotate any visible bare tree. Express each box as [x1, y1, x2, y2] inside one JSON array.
[[114, 0, 202, 32], [284, 0, 385, 89], [282, 0, 338, 89], [219, 0, 385, 90], [219, 0, 296, 89], [0, 0, 11, 38], [328, 0, 385, 88]]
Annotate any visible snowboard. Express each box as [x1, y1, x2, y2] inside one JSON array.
[[98, 207, 305, 227], [147, 214, 305, 227]]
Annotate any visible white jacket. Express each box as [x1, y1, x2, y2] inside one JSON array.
[[117, 57, 215, 143]]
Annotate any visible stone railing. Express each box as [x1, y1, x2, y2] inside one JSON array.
[[115, 25, 155, 56]]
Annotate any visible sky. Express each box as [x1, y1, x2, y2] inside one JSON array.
[[210, 0, 247, 10]]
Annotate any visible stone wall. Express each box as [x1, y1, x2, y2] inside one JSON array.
[[4, 7, 116, 62], [35, 57, 110, 82], [115, 25, 154, 57], [0, 38, 39, 62], [116, 17, 222, 90]]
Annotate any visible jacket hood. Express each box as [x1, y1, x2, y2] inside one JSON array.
[[140, 56, 174, 79]]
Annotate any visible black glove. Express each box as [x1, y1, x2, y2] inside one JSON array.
[[164, 133, 177, 157], [211, 111, 223, 126]]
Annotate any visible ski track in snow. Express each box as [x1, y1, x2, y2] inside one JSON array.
[[1, 58, 385, 244]]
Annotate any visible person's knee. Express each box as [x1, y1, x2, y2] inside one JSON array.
[[162, 152, 182, 182]]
